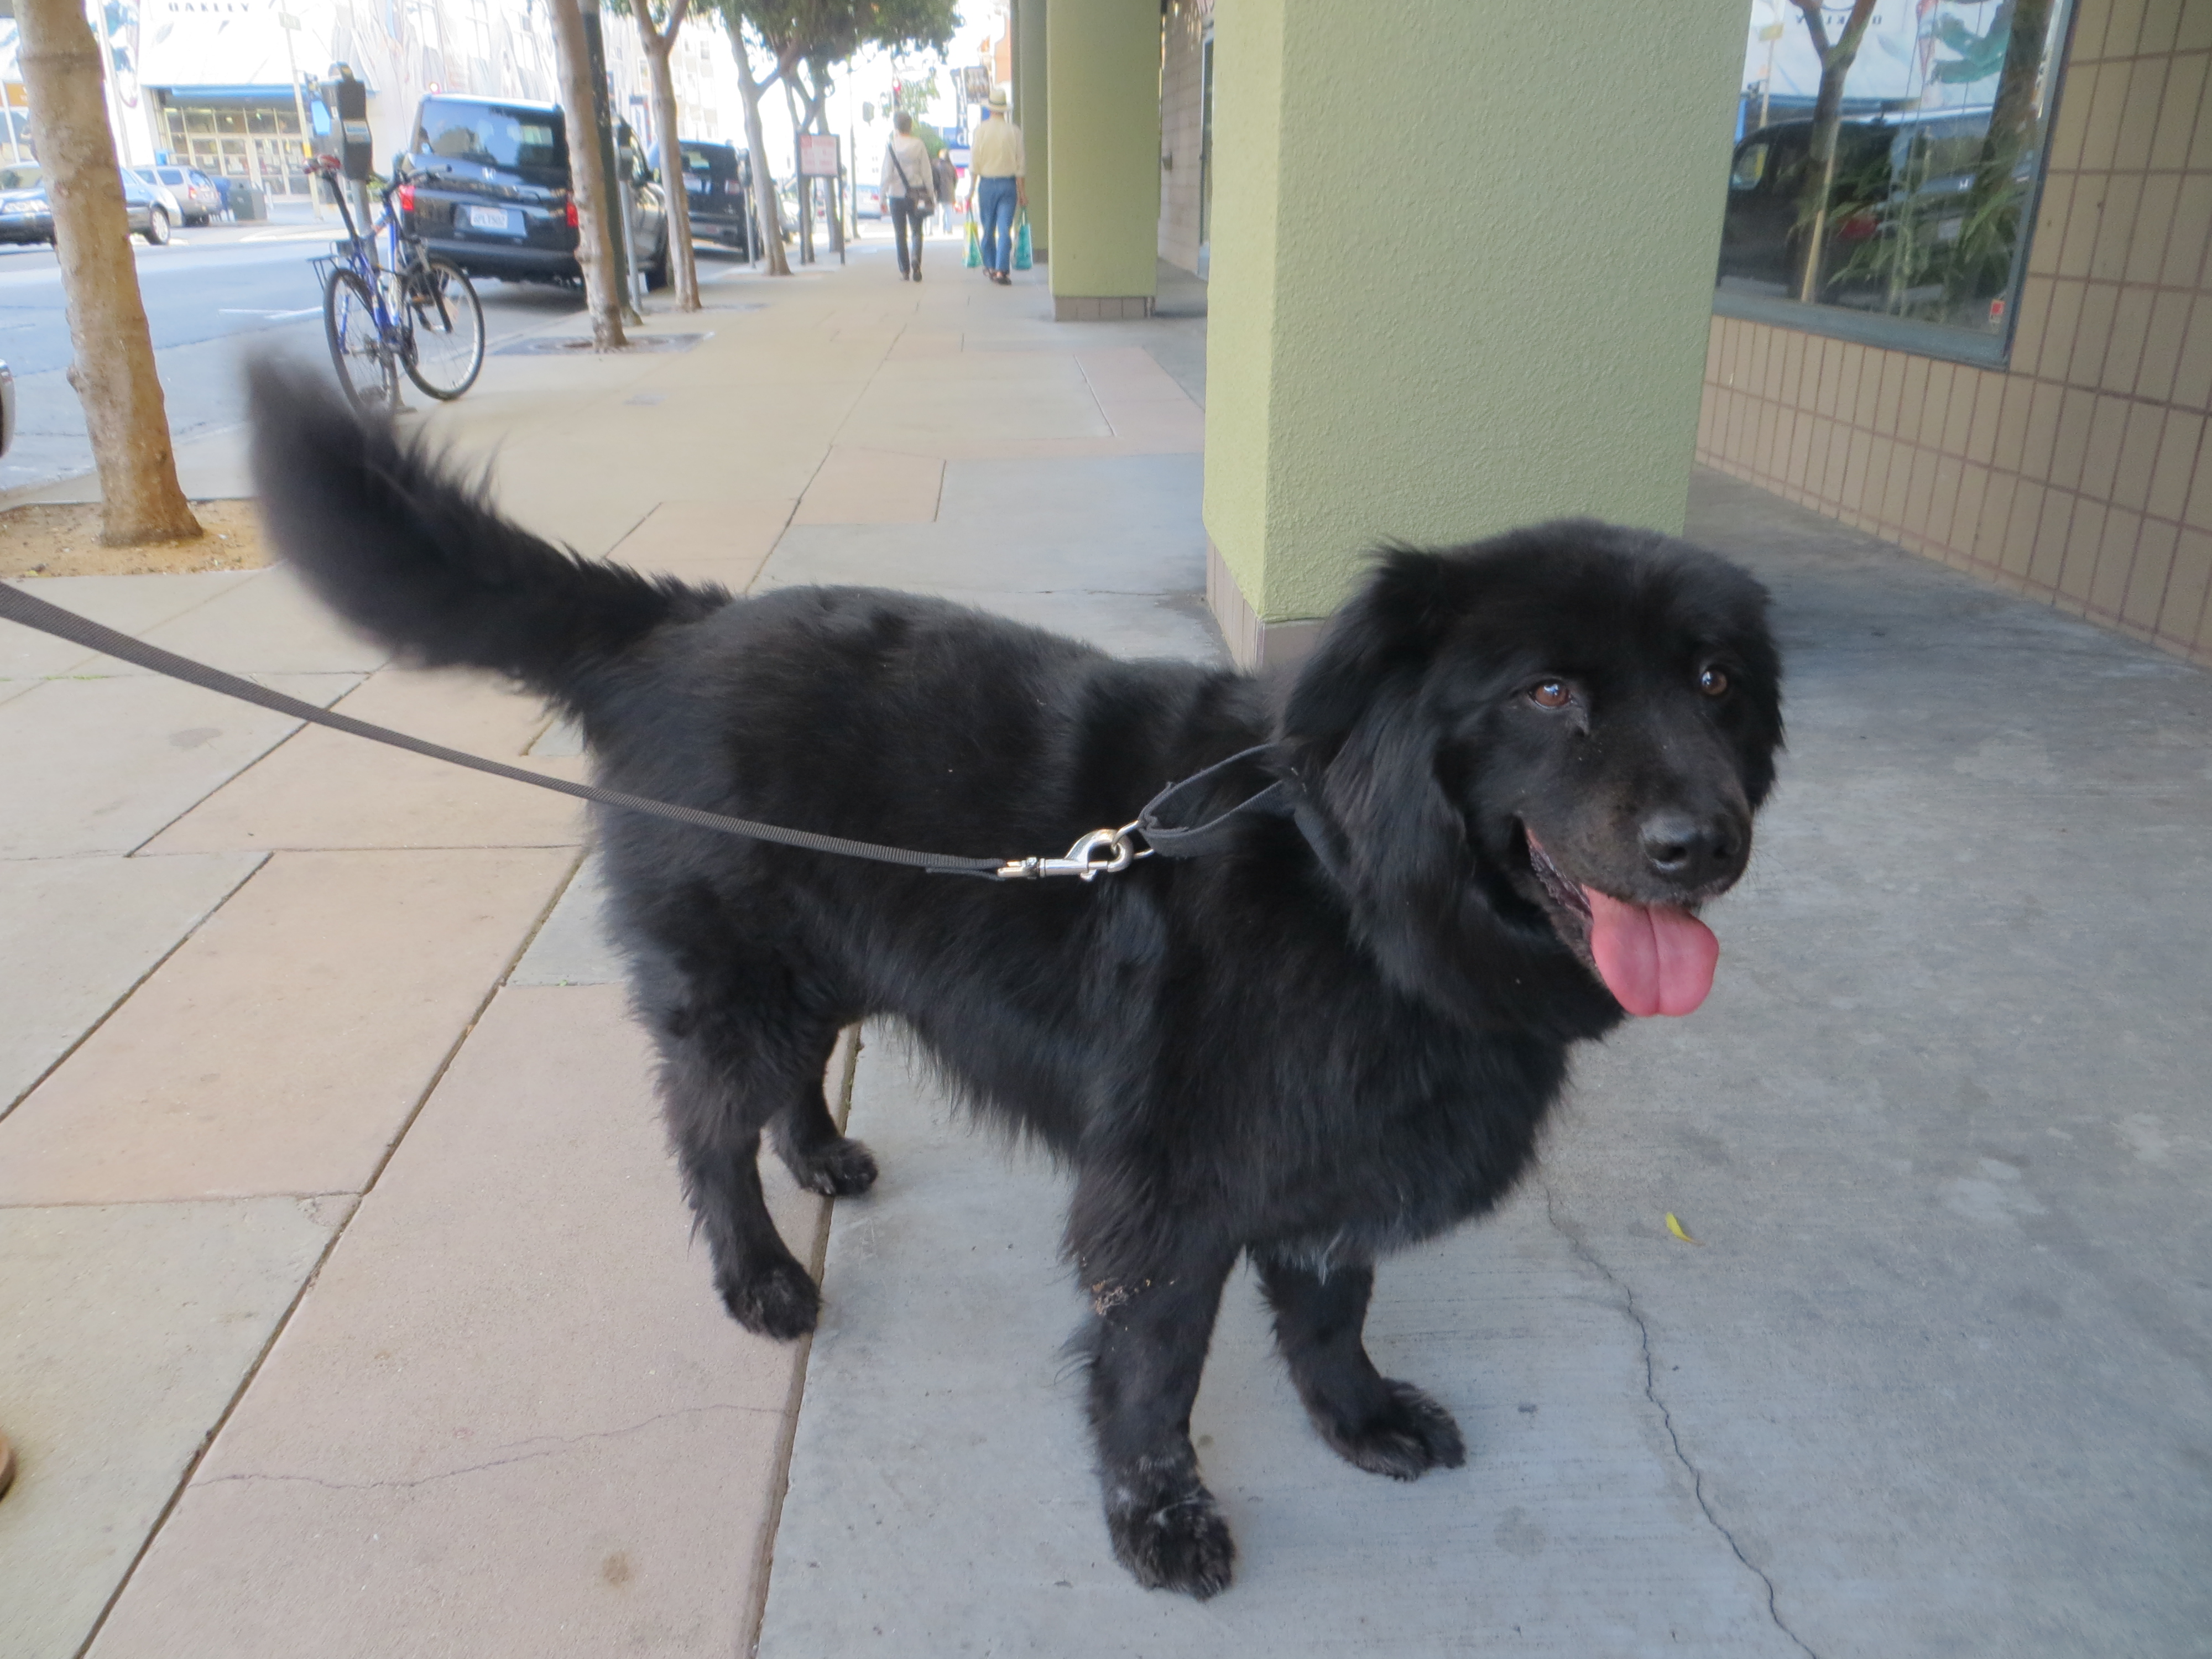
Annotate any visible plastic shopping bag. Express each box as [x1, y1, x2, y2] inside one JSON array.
[[1013, 208, 1032, 271], [965, 212, 982, 269]]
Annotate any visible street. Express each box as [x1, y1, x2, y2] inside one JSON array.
[[0, 210, 668, 498]]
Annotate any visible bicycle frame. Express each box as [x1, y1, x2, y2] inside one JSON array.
[[311, 165, 418, 403]]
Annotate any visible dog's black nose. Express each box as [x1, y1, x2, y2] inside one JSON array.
[[1640, 809, 1744, 885]]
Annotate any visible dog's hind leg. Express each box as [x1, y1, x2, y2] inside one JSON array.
[[1254, 1254, 1466, 1480], [651, 991, 860, 1340], [1072, 1233, 1240, 1599]]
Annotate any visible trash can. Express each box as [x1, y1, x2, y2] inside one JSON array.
[[230, 183, 267, 222]]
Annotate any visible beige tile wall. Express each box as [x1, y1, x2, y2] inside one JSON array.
[[1159, 0, 1210, 274], [1698, 0, 2212, 666]]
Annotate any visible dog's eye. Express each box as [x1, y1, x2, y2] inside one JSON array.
[[1698, 666, 1730, 698], [1528, 680, 1572, 709]]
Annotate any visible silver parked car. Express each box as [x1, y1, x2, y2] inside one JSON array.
[[135, 165, 223, 226]]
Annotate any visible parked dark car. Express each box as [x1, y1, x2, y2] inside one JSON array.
[[1718, 107, 2026, 321], [655, 138, 757, 257], [395, 94, 669, 288], [0, 163, 178, 246]]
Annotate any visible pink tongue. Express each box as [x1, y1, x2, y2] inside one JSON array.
[[1585, 890, 1720, 1018]]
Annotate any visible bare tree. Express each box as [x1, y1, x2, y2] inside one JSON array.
[[550, 0, 628, 347], [627, 0, 702, 310], [18, 0, 199, 545]]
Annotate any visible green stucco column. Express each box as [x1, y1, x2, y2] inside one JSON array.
[[1203, 0, 1746, 666], [1045, 0, 1158, 320], [1013, 0, 1049, 262]]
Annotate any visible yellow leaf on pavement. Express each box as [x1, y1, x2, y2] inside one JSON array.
[[1665, 1212, 1702, 1245]]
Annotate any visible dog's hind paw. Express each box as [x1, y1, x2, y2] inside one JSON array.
[[786, 1134, 880, 1198], [1107, 1482, 1236, 1599], [1313, 1379, 1467, 1480], [716, 1256, 821, 1340]]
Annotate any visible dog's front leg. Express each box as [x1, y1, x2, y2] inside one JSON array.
[[1254, 1253, 1466, 1480], [1077, 1242, 1238, 1599]]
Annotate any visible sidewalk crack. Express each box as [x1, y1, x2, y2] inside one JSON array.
[[194, 1402, 781, 1494], [1541, 1177, 1819, 1659]]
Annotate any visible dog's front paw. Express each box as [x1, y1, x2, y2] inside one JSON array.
[[1105, 1475, 1236, 1598], [1313, 1378, 1467, 1480], [787, 1134, 879, 1198], [716, 1256, 821, 1340]]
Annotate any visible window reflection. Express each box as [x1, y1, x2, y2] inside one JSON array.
[[1719, 0, 2073, 348]]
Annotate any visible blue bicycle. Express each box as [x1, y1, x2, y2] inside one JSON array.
[[310, 156, 484, 411]]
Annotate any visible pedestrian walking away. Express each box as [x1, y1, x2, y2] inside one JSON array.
[[966, 90, 1025, 285], [881, 111, 933, 282]]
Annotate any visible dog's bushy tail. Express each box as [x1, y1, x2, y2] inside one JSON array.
[[248, 359, 724, 710]]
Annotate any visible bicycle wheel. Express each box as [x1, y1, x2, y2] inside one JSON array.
[[322, 265, 393, 412], [400, 257, 484, 400]]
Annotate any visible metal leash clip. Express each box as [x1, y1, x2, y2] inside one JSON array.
[[994, 821, 1152, 881]]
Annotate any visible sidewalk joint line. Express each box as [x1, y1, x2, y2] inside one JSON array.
[[67, 845, 581, 1656], [0, 852, 269, 1123]]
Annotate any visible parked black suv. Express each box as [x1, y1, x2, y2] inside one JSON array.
[[656, 139, 757, 257], [396, 94, 670, 288]]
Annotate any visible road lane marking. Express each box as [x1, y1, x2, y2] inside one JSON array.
[[218, 307, 321, 319]]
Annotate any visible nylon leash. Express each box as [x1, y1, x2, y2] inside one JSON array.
[[0, 582, 1301, 881]]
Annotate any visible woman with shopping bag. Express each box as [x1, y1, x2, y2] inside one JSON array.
[[881, 111, 933, 281]]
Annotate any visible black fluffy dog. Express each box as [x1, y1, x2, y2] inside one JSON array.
[[249, 364, 1783, 1598]]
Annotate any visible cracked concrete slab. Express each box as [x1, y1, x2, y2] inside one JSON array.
[[1513, 469, 2212, 1657], [758, 1031, 1799, 1655], [87, 986, 823, 1659], [0, 1197, 342, 1659]]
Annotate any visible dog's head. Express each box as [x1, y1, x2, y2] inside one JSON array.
[[1279, 522, 1783, 1035]]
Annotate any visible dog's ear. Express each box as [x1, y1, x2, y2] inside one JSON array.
[[1282, 549, 1462, 747], [1281, 551, 1470, 994]]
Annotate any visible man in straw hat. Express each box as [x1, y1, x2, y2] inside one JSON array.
[[964, 88, 1026, 286]]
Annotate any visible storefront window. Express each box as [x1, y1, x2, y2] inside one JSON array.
[[1715, 0, 2076, 366]]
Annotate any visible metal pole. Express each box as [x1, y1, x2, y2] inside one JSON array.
[[277, 12, 325, 217]]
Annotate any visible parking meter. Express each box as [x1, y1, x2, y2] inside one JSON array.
[[320, 67, 372, 181]]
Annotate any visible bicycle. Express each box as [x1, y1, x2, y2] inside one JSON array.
[[308, 156, 485, 412]]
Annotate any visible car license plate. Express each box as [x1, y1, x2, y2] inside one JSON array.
[[467, 205, 516, 233]]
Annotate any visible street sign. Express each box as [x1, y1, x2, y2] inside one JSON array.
[[799, 133, 840, 178], [961, 65, 992, 103]]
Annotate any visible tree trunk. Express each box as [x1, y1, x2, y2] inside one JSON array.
[[1794, 0, 1879, 303], [784, 75, 813, 265], [733, 28, 790, 276], [550, 0, 627, 347], [18, 0, 199, 546], [638, 7, 700, 311]]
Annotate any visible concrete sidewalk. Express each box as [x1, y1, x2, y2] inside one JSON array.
[[4, 229, 2209, 1659], [0, 233, 1210, 1658]]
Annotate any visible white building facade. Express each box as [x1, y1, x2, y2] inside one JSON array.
[[0, 0, 748, 199]]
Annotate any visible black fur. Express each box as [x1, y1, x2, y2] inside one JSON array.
[[249, 362, 1784, 1598]]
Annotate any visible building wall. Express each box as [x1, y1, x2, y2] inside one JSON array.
[[1158, 0, 1208, 273], [1698, 0, 2212, 667]]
